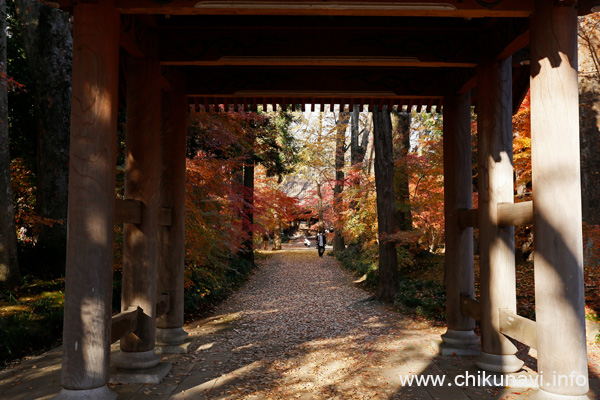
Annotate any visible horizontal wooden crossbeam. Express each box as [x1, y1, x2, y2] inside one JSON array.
[[111, 0, 536, 17], [111, 294, 171, 344], [460, 294, 481, 321], [497, 201, 533, 226], [56, 0, 599, 18], [115, 199, 173, 226], [158, 24, 481, 68], [499, 308, 537, 349], [457, 200, 533, 228], [111, 307, 141, 344], [184, 66, 464, 97], [115, 199, 142, 224]]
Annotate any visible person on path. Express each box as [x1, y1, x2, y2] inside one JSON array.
[[304, 236, 311, 247], [316, 231, 326, 257]]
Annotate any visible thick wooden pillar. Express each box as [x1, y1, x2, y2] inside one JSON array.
[[440, 92, 479, 354], [475, 57, 523, 373], [531, 2, 588, 397], [156, 87, 189, 348], [113, 48, 162, 370], [57, 2, 119, 399]]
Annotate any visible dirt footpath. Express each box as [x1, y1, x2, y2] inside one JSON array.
[[2, 248, 599, 399]]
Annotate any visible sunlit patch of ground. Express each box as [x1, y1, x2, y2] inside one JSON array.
[[1, 250, 599, 399]]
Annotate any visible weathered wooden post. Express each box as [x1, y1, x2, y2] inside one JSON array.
[[475, 57, 523, 373], [440, 92, 479, 354], [56, 1, 120, 399], [530, 2, 589, 397], [156, 86, 189, 352], [112, 42, 170, 380]]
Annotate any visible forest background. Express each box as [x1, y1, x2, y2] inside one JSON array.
[[2, 2, 600, 367]]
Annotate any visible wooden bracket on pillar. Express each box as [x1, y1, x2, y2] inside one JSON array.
[[460, 294, 482, 321], [458, 208, 479, 229], [158, 207, 172, 226], [110, 307, 141, 344], [497, 201, 533, 226], [155, 293, 171, 318], [115, 198, 142, 224], [499, 308, 537, 349]]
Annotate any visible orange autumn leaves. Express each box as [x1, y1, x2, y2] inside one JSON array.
[[184, 110, 299, 288]]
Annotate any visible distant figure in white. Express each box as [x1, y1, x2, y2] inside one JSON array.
[[316, 231, 326, 257], [304, 237, 311, 247]]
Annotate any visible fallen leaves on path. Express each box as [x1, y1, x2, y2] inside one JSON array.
[[174, 250, 457, 399]]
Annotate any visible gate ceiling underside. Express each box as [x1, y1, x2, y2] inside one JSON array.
[[62, 0, 598, 111]]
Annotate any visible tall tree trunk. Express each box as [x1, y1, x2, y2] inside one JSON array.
[[365, 112, 376, 177], [373, 105, 399, 302], [0, 0, 21, 289], [271, 211, 282, 250], [272, 220, 282, 250], [316, 181, 324, 233], [333, 112, 348, 253], [350, 104, 370, 212], [392, 111, 412, 231], [15, 0, 72, 276], [579, 65, 600, 226], [350, 105, 370, 176], [239, 161, 255, 265]]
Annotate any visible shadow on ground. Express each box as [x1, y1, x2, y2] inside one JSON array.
[[0, 248, 599, 399]]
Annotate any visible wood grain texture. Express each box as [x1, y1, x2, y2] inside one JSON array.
[[158, 207, 173, 227], [497, 201, 533, 226], [61, 0, 120, 390], [115, 198, 142, 224], [121, 42, 162, 353], [476, 57, 518, 357], [110, 307, 141, 344], [498, 309, 537, 350], [530, 2, 588, 395], [460, 295, 482, 321], [442, 93, 475, 332], [156, 84, 188, 331]]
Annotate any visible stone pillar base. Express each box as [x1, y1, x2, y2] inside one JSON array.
[[530, 389, 590, 400], [156, 327, 189, 345], [436, 329, 481, 356], [54, 385, 117, 400], [109, 362, 172, 384], [442, 329, 480, 346], [155, 338, 193, 354], [475, 351, 524, 373], [435, 340, 481, 356], [112, 349, 160, 370]]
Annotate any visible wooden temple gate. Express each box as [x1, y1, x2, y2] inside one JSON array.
[[52, 1, 596, 399]]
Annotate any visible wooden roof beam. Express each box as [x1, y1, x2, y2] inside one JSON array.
[[158, 26, 480, 68], [112, 0, 534, 17], [182, 67, 457, 97], [55, 0, 599, 17]]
